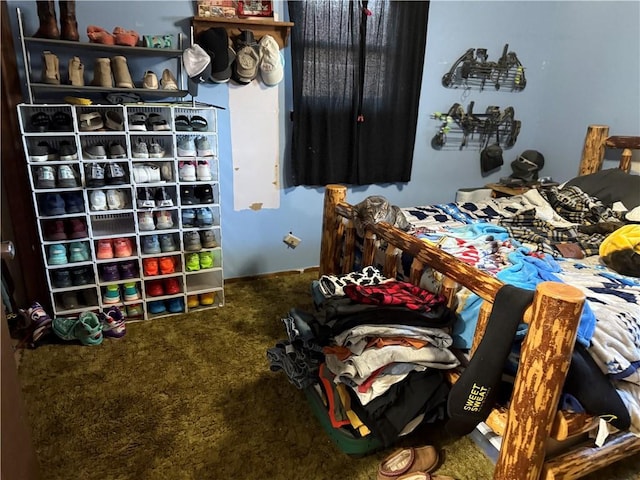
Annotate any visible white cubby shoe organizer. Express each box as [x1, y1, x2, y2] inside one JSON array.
[[17, 102, 224, 321]]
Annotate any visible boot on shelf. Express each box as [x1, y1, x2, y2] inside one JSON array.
[[91, 58, 113, 88], [41, 51, 60, 85], [68, 56, 84, 86], [111, 56, 134, 88], [34, 0, 60, 39], [58, 0, 79, 41]]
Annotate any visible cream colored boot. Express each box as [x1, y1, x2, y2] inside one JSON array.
[[111, 56, 134, 88], [91, 58, 113, 87], [41, 50, 60, 85], [68, 56, 84, 86]]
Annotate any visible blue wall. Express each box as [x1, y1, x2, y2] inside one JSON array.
[[8, 1, 640, 278]]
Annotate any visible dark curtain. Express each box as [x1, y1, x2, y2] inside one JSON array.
[[288, 0, 430, 186]]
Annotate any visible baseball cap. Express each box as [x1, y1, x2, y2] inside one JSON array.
[[232, 30, 261, 85], [199, 27, 236, 84], [259, 34, 284, 86]]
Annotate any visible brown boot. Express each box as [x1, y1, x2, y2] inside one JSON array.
[[68, 56, 84, 86], [34, 0, 60, 39], [42, 51, 60, 85], [91, 58, 113, 87], [59, 0, 79, 41], [111, 56, 134, 88]]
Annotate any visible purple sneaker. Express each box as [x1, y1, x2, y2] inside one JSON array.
[[101, 263, 120, 282], [100, 306, 126, 338], [119, 261, 138, 280], [22, 302, 52, 345]]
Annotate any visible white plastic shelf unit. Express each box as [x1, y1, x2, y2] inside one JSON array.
[[17, 103, 224, 321]]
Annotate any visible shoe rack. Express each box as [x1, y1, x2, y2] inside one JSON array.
[[17, 103, 224, 321], [15, 7, 188, 104]]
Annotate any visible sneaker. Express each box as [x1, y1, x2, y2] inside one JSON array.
[[196, 161, 212, 180], [142, 234, 161, 254], [185, 252, 200, 271], [187, 295, 199, 308], [71, 267, 93, 286], [122, 282, 140, 301], [181, 208, 196, 227], [85, 163, 106, 187], [44, 220, 67, 241], [142, 70, 159, 89], [195, 136, 213, 157], [179, 161, 196, 181], [61, 291, 79, 309], [106, 189, 127, 210], [103, 284, 121, 304], [48, 244, 68, 265], [90, 190, 108, 211], [81, 288, 99, 306], [119, 261, 137, 280], [101, 263, 120, 281], [159, 234, 177, 252], [69, 241, 90, 262], [57, 165, 78, 188], [52, 316, 79, 341], [132, 164, 161, 183], [148, 300, 166, 314], [146, 280, 164, 297], [167, 297, 184, 313], [177, 137, 196, 157], [184, 231, 202, 251], [199, 251, 214, 269], [155, 210, 174, 229], [158, 256, 175, 275], [128, 113, 147, 131], [100, 306, 126, 338], [180, 185, 197, 205], [84, 144, 107, 160], [200, 230, 218, 248], [42, 193, 65, 215], [96, 238, 114, 259], [75, 311, 104, 346], [143, 257, 159, 276], [126, 303, 143, 318], [196, 208, 213, 226], [155, 187, 173, 207], [138, 211, 156, 231], [67, 218, 88, 239], [113, 237, 133, 257], [105, 163, 127, 185], [63, 192, 84, 214], [163, 277, 181, 295], [29, 141, 55, 162], [52, 269, 72, 288], [108, 142, 127, 159], [148, 139, 165, 158], [199, 292, 215, 306], [59, 141, 78, 161], [23, 301, 52, 344], [37, 166, 56, 188], [132, 139, 149, 158], [137, 187, 156, 208], [195, 185, 214, 203]]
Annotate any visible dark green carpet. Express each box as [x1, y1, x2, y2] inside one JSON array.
[[17, 271, 640, 480]]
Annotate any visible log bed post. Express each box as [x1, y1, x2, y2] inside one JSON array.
[[579, 125, 609, 176], [494, 282, 585, 480], [320, 184, 347, 276]]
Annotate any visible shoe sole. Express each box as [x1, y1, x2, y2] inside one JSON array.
[[58, 179, 78, 188], [177, 148, 196, 157], [30, 155, 49, 162]]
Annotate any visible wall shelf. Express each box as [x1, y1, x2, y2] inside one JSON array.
[[192, 16, 294, 48]]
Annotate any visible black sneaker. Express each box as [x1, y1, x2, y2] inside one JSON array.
[[85, 163, 105, 187], [195, 185, 214, 203], [71, 267, 93, 286], [137, 187, 155, 208], [52, 269, 72, 288], [180, 185, 197, 205], [105, 162, 127, 185], [155, 186, 174, 207], [59, 140, 78, 161]]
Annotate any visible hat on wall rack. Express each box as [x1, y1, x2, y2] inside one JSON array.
[[182, 43, 212, 95]]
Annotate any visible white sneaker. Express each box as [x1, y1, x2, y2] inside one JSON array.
[[90, 190, 107, 211], [106, 189, 126, 210], [155, 210, 174, 229], [57, 165, 77, 188], [36, 166, 56, 188], [177, 137, 196, 157], [137, 211, 155, 231], [196, 161, 212, 181], [148, 139, 165, 158], [132, 140, 149, 159], [179, 162, 196, 181], [195, 136, 213, 157]]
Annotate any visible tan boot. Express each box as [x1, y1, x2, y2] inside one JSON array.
[[68, 56, 84, 86], [91, 58, 113, 87], [42, 51, 60, 85], [111, 56, 134, 88]]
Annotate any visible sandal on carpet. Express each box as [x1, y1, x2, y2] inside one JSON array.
[[174, 115, 192, 131], [190, 115, 208, 131], [87, 25, 115, 45], [113, 26, 139, 47], [377, 446, 439, 480], [396, 474, 455, 480]]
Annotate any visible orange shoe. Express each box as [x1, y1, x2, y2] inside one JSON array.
[[87, 25, 115, 45], [113, 237, 133, 257], [199, 292, 215, 306], [187, 295, 199, 308], [143, 257, 159, 276], [159, 256, 175, 275], [113, 26, 140, 47], [96, 238, 114, 259]]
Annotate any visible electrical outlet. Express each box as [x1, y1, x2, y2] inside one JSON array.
[[283, 233, 301, 248]]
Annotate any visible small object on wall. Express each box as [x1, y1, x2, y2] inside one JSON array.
[[283, 232, 301, 249], [237, 1, 273, 18]]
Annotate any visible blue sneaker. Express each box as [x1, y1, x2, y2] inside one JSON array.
[[69, 242, 90, 262], [167, 297, 184, 313], [196, 208, 213, 226], [181, 208, 196, 227], [142, 234, 161, 254], [63, 192, 84, 214], [42, 193, 66, 216], [148, 300, 166, 314], [48, 244, 68, 265]]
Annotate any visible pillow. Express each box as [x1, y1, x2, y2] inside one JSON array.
[[565, 169, 640, 209]]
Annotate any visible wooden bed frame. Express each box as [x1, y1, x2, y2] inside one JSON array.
[[318, 125, 640, 480]]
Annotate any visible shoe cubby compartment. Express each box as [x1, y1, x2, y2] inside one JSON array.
[[54, 289, 100, 315], [20, 103, 223, 320], [142, 253, 183, 278], [144, 275, 183, 300], [175, 133, 218, 160]]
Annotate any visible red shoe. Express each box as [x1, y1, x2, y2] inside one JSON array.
[[163, 278, 181, 295], [145, 280, 164, 297], [87, 25, 115, 45], [113, 26, 140, 47], [143, 258, 159, 276]]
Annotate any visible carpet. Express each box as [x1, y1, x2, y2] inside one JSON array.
[[16, 270, 640, 479]]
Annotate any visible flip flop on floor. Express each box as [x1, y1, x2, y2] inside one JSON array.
[[378, 446, 439, 480]]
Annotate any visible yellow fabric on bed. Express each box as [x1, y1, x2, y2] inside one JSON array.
[[599, 225, 640, 277]]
